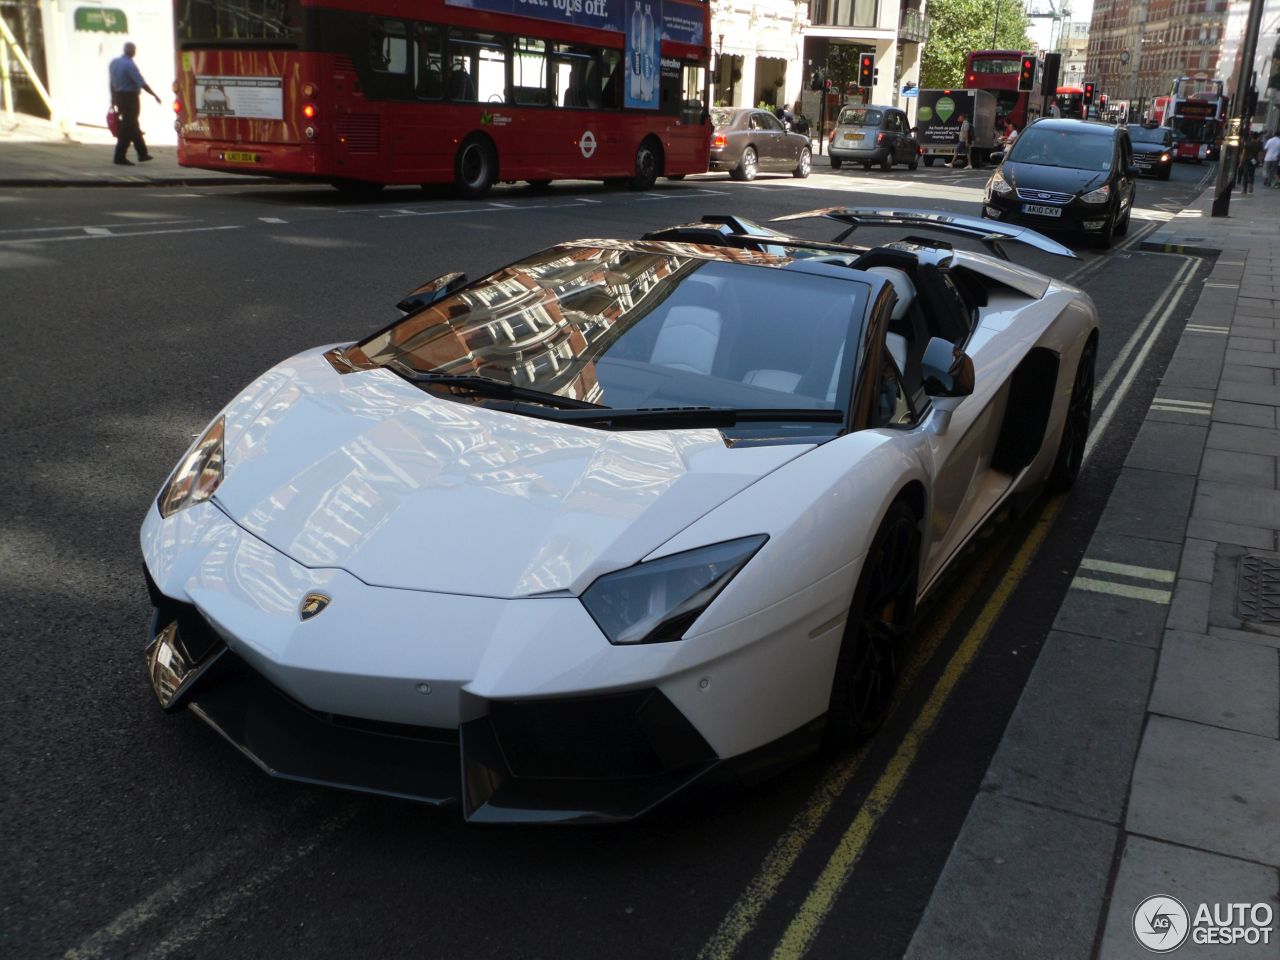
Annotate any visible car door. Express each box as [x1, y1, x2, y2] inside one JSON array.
[[896, 111, 918, 154], [754, 111, 786, 167]]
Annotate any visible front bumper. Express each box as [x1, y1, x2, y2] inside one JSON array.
[[981, 193, 1114, 233], [140, 500, 836, 821], [145, 603, 719, 822]]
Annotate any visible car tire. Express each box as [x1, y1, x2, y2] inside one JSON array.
[[1116, 203, 1131, 236], [454, 136, 497, 198], [923, 156, 936, 167], [907, 155, 919, 171], [1047, 337, 1096, 492], [880, 150, 894, 172], [830, 156, 843, 171], [1093, 213, 1116, 249], [628, 138, 662, 190], [732, 146, 758, 182], [825, 499, 920, 749], [1160, 168, 1171, 181], [793, 147, 811, 179], [862, 160, 873, 171]]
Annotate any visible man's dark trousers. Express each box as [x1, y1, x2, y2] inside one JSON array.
[[113, 91, 149, 162]]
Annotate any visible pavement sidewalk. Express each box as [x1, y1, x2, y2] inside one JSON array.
[[0, 111, 274, 186], [906, 179, 1280, 958]]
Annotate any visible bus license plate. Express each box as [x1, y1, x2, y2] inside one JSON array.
[[223, 151, 259, 163], [1022, 203, 1062, 218]]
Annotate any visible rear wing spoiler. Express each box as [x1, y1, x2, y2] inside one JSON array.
[[770, 207, 1077, 261]]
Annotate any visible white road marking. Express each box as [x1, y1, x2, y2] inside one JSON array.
[[0, 220, 195, 236], [1186, 324, 1228, 334], [1084, 255, 1199, 465], [258, 217, 287, 224], [1151, 397, 1212, 408], [1151, 403, 1210, 415], [577, 197, 603, 203], [82, 227, 113, 236], [143, 809, 359, 960], [0, 225, 243, 245], [488, 201, 516, 208], [1077, 558, 1176, 583], [1070, 576, 1172, 605]]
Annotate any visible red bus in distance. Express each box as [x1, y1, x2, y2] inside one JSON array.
[[963, 50, 1042, 128], [172, 0, 712, 196], [1054, 86, 1085, 120]]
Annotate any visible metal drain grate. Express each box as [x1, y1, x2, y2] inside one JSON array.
[[1237, 555, 1280, 622]]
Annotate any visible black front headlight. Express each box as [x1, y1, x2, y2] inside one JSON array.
[[581, 536, 768, 645]]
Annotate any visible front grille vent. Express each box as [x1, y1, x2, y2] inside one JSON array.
[[1015, 187, 1074, 204]]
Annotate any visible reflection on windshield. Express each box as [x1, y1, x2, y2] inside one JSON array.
[[1008, 127, 1113, 170], [349, 242, 867, 415], [837, 109, 881, 126]]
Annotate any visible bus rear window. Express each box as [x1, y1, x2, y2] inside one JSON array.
[[176, 0, 303, 46]]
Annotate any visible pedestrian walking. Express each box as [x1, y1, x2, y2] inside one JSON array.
[[1241, 132, 1262, 194], [999, 119, 1019, 150], [1263, 131, 1280, 188], [949, 113, 973, 168], [1048, 98, 1061, 119], [109, 42, 161, 166]]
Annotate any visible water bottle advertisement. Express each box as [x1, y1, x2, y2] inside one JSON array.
[[624, 0, 659, 110]]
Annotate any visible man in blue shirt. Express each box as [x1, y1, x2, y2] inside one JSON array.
[[109, 42, 161, 165]]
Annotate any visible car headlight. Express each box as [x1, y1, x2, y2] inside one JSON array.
[[1080, 184, 1111, 203], [157, 416, 225, 518], [1160, 152, 1171, 162], [989, 171, 1013, 195], [581, 535, 767, 645]]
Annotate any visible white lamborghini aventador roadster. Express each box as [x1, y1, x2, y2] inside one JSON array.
[[141, 208, 1097, 823]]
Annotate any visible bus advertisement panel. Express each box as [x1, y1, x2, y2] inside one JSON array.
[[963, 50, 1042, 129], [173, 0, 711, 195]]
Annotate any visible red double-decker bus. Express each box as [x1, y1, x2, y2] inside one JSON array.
[[1054, 86, 1085, 120], [963, 50, 1042, 128], [1168, 77, 1227, 161], [173, 0, 712, 196]]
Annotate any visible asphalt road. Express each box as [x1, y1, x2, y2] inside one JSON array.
[[1, 158, 1213, 960]]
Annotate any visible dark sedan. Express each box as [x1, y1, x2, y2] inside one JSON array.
[[981, 119, 1138, 248], [1126, 124, 1174, 180], [709, 107, 812, 181]]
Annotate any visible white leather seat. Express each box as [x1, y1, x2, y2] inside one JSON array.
[[864, 266, 917, 321], [650, 306, 722, 374]]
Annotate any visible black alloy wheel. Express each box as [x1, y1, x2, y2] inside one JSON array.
[[454, 136, 497, 198], [629, 139, 661, 189], [1047, 338, 1096, 491], [880, 149, 894, 172], [826, 500, 920, 748]]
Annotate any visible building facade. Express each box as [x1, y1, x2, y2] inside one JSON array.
[[1086, 0, 1229, 108], [1219, 0, 1280, 131]]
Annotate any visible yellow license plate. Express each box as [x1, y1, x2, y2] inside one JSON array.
[[223, 151, 259, 163]]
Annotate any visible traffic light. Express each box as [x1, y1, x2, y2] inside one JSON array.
[[1018, 55, 1036, 92], [1099, 93, 1108, 110], [1083, 81, 1095, 106], [859, 53, 875, 88]]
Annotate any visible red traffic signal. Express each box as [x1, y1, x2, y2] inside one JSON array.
[[859, 53, 875, 88], [1018, 55, 1036, 92], [1083, 81, 1095, 106], [1099, 93, 1108, 109]]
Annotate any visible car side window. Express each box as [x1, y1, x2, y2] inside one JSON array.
[[760, 113, 784, 133], [874, 346, 916, 428]]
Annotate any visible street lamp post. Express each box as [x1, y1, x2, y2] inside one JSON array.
[[1213, 0, 1266, 216]]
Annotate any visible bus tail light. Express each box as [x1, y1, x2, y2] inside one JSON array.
[[303, 82, 318, 98], [302, 102, 317, 120], [172, 100, 182, 115]]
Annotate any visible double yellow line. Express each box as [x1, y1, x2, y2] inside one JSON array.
[[698, 495, 1066, 960]]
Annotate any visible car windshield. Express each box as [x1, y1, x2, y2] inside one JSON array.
[[1127, 125, 1170, 145], [351, 244, 869, 435], [710, 108, 739, 129], [1007, 126, 1113, 170], [837, 108, 881, 126]]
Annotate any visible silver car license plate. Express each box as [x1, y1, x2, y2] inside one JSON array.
[[1022, 203, 1062, 218]]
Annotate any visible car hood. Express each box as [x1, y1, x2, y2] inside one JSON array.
[[210, 349, 812, 598], [1131, 142, 1170, 157], [1003, 161, 1110, 195]]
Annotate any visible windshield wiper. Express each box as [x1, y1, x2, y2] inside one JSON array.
[[541, 407, 846, 430], [391, 368, 605, 410]]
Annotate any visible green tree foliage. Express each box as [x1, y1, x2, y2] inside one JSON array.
[[921, 0, 1032, 89]]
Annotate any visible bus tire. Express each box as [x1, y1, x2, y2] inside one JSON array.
[[923, 156, 936, 167], [628, 138, 662, 190], [454, 136, 497, 198]]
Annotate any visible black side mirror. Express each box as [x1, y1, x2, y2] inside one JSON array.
[[397, 271, 467, 314], [922, 337, 975, 405], [989, 151, 1005, 164]]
